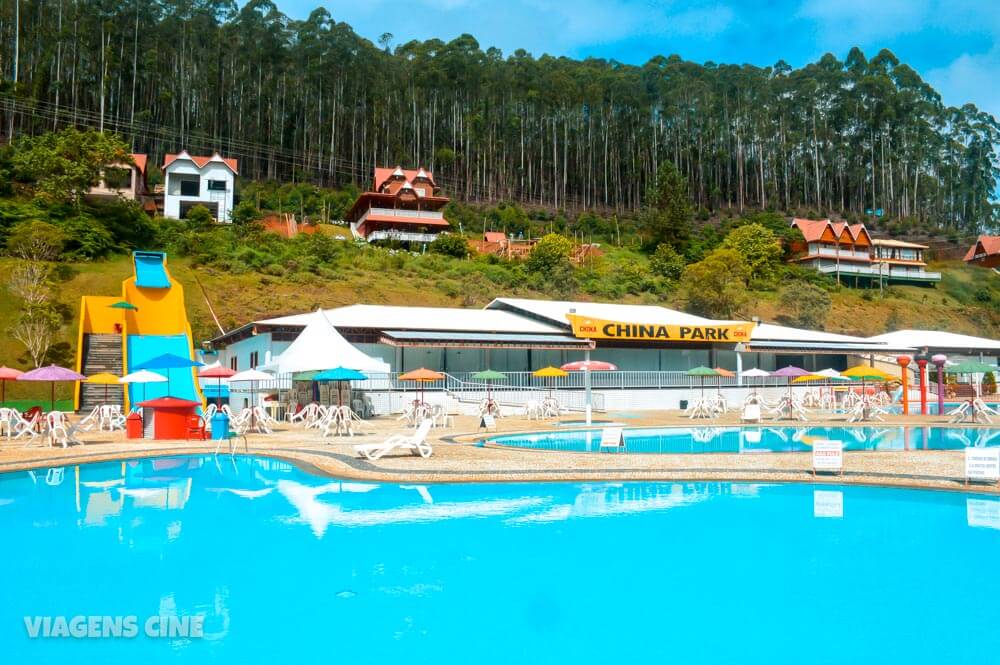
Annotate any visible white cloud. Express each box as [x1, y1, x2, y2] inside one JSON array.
[[926, 47, 1000, 119]]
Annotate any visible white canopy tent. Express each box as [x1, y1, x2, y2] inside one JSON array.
[[263, 310, 391, 375]]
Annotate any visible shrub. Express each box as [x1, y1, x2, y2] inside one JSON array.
[[429, 233, 471, 258], [649, 243, 686, 280]]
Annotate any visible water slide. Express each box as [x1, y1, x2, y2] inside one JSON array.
[[121, 252, 205, 409]]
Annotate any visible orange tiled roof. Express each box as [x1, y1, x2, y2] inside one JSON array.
[[163, 151, 238, 174], [373, 166, 435, 191], [791, 218, 871, 244], [130, 154, 148, 175], [790, 218, 832, 242], [965, 235, 1000, 261]]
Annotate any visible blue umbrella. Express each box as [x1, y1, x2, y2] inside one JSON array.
[[314, 367, 368, 406], [313, 368, 368, 382], [133, 354, 204, 397]]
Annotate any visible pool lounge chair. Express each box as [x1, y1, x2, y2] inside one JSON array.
[[354, 419, 434, 461], [741, 403, 762, 423]]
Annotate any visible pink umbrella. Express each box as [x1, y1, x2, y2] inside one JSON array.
[[17, 364, 87, 411], [561, 360, 618, 371], [561, 359, 618, 425], [771, 365, 810, 415], [0, 366, 24, 406]]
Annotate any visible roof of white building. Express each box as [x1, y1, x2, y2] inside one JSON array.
[[257, 303, 565, 334], [868, 329, 1000, 353], [486, 297, 717, 328]]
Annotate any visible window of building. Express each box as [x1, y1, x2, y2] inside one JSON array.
[[250, 351, 259, 368], [207, 180, 227, 192], [230, 356, 238, 371], [180, 179, 200, 196]]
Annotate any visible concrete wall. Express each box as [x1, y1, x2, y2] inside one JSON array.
[[164, 162, 235, 222]]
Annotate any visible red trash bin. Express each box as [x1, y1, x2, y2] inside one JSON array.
[[126, 412, 143, 439]]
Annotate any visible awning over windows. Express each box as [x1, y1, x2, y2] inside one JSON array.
[[379, 330, 595, 350]]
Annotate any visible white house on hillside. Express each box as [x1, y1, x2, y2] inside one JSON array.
[[162, 151, 238, 222]]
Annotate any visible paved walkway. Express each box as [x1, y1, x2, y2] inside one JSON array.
[[1, 411, 997, 494]]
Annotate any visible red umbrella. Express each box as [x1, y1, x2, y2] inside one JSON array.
[[0, 366, 24, 406], [200, 365, 236, 406]]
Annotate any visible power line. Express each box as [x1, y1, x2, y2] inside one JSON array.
[[1, 93, 608, 212]]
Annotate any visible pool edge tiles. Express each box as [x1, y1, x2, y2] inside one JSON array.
[[485, 424, 1000, 454]]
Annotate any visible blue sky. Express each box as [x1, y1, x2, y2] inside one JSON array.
[[278, 0, 1000, 118]]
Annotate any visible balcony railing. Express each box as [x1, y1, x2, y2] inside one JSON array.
[[366, 230, 440, 243], [816, 264, 941, 280], [360, 207, 444, 223]]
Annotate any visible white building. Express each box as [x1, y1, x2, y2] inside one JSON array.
[[162, 151, 238, 222]]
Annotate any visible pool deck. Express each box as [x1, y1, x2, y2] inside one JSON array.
[[2, 411, 998, 493]]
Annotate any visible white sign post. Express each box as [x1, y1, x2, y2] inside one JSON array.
[[964, 447, 1000, 485], [812, 440, 843, 477], [599, 427, 625, 452], [479, 414, 497, 431]]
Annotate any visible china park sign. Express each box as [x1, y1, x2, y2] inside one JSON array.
[[566, 314, 755, 343]]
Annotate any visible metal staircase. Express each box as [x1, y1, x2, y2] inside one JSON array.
[[79, 333, 124, 411]]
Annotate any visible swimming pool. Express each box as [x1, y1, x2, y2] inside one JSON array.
[[3, 455, 1000, 664], [488, 425, 1000, 453]]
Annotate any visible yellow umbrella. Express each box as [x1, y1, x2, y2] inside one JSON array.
[[841, 365, 895, 381], [532, 366, 569, 378], [87, 372, 122, 403], [533, 366, 568, 397], [841, 365, 894, 406]]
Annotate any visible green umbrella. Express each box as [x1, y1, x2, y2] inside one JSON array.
[[108, 301, 139, 311], [686, 366, 719, 397], [472, 369, 507, 403], [946, 360, 998, 406], [946, 360, 998, 375]]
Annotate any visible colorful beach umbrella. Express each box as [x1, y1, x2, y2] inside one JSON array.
[[560, 360, 618, 371], [314, 367, 368, 406], [134, 353, 204, 396], [533, 366, 568, 397], [119, 369, 168, 406], [771, 365, 810, 409], [108, 301, 139, 311], [230, 369, 274, 428], [713, 367, 734, 395], [398, 368, 444, 404], [0, 366, 24, 405], [687, 365, 719, 397], [17, 364, 86, 411], [472, 369, 507, 402], [87, 372, 122, 403], [532, 366, 569, 378], [200, 365, 237, 406]]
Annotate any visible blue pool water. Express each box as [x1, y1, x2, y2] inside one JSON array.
[[3, 455, 1000, 664], [489, 425, 1000, 453]]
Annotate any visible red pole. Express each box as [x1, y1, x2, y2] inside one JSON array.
[[917, 358, 928, 416]]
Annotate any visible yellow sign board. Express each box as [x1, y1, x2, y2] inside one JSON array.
[[566, 314, 754, 343]]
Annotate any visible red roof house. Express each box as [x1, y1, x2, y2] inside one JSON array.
[[964, 236, 1000, 268], [345, 166, 450, 245]]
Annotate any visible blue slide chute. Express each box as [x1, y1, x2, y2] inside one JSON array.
[[133, 251, 171, 289]]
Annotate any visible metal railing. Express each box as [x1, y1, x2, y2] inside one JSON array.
[[233, 370, 789, 395]]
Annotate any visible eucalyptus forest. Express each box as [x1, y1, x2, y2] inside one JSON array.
[[1, 0, 998, 230]]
